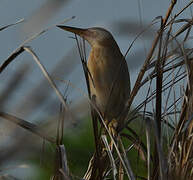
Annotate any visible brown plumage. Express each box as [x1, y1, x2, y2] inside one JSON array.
[[57, 25, 130, 179], [57, 26, 130, 131]]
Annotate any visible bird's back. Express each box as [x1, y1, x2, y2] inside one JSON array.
[[87, 45, 130, 127]]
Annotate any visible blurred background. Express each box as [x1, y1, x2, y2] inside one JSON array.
[[0, 0, 192, 179]]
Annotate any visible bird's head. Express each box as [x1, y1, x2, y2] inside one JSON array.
[[57, 25, 117, 48]]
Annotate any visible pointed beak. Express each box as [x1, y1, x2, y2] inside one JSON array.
[[57, 25, 89, 37]]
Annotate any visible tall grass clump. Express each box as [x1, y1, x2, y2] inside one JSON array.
[[1, 0, 193, 179]]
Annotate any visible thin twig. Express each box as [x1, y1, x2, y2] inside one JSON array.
[[23, 46, 68, 110]]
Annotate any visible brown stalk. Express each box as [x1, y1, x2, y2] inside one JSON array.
[[53, 105, 70, 180], [0, 112, 55, 143], [0, 47, 25, 74], [127, 0, 177, 110], [23, 46, 68, 110], [0, 18, 24, 31], [166, 0, 193, 27]]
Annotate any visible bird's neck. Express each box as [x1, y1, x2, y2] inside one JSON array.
[[92, 41, 121, 54], [89, 43, 123, 64]]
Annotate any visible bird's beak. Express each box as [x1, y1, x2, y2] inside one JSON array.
[[57, 25, 89, 38]]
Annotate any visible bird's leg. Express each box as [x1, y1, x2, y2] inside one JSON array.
[[108, 119, 118, 151]]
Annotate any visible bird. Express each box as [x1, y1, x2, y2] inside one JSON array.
[[57, 25, 130, 179], [57, 25, 130, 133]]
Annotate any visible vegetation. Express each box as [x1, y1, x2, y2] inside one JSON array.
[[1, 0, 193, 179]]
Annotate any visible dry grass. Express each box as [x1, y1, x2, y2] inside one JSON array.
[[1, 0, 193, 179]]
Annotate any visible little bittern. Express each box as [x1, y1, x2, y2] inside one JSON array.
[[57, 25, 130, 132], [58, 25, 130, 179]]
